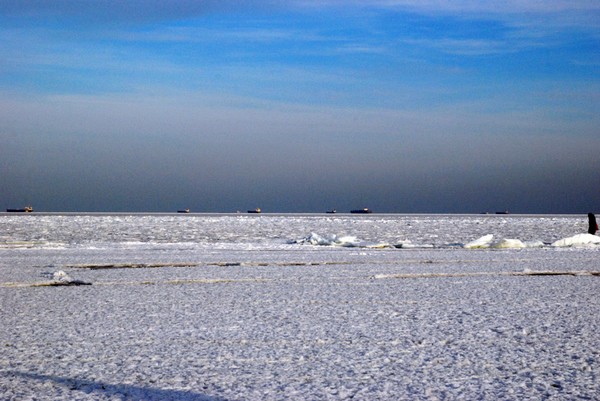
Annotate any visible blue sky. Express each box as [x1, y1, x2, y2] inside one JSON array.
[[1, 1, 599, 213]]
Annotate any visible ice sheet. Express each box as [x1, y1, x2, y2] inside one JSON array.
[[1, 214, 599, 400]]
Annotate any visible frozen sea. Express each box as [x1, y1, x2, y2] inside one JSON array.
[[1, 213, 599, 400]]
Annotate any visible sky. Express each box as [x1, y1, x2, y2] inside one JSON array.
[[1, 0, 599, 213]]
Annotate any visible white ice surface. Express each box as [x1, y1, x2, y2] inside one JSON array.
[[463, 234, 494, 249], [1, 213, 599, 400], [551, 233, 600, 247]]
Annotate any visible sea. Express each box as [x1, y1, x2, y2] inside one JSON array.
[[0, 212, 596, 286], [0, 212, 589, 250], [1, 213, 599, 400]]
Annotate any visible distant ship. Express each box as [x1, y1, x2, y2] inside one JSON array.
[[326, 209, 336, 214], [350, 208, 372, 214], [177, 209, 190, 213], [248, 208, 261, 214], [7, 206, 33, 213]]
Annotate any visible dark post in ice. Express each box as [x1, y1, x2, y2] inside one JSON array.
[[588, 213, 598, 235]]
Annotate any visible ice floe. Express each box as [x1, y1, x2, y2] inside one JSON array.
[[551, 233, 600, 247], [34, 270, 92, 286], [463, 235, 549, 249], [490, 238, 527, 249], [295, 231, 600, 250], [290, 232, 392, 248], [463, 234, 495, 249]]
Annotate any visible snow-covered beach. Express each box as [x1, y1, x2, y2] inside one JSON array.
[[1, 213, 599, 400]]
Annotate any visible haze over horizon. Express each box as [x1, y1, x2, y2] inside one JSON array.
[[1, 1, 599, 213]]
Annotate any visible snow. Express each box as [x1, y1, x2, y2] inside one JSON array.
[[1, 213, 599, 400]]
